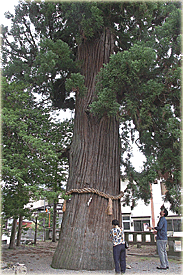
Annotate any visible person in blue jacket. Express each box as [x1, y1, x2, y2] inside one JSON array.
[[148, 206, 169, 270]]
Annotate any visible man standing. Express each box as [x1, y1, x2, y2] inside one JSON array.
[[148, 206, 169, 270], [110, 219, 126, 274]]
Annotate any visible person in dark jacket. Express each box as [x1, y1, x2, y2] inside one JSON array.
[[148, 206, 169, 270]]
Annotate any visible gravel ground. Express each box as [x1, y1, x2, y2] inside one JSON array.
[[1, 241, 182, 275]]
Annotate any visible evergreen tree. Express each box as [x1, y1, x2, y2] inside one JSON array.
[[2, 78, 72, 246], [40, 119, 73, 242], [1, 2, 181, 269]]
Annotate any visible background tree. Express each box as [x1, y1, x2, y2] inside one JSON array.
[[40, 119, 73, 242], [2, 79, 41, 248], [2, 78, 71, 247], [1, 1, 181, 269]]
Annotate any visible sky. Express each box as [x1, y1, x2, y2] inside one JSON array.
[[1, 0, 146, 172], [1, 0, 19, 26]]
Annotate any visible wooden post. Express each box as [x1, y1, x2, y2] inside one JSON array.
[[49, 211, 51, 228], [150, 183, 155, 228], [34, 216, 38, 245]]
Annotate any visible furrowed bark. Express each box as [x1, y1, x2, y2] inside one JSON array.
[[52, 28, 121, 270]]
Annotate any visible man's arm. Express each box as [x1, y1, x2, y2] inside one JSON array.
[[154, 218, 165, 230], [148, 218, 164, 231]]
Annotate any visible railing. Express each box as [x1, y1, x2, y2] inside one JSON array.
[[124, 231, 156, 245], [124, 231, 182, 257]]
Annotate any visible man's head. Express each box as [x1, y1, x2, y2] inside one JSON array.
[[160, 207, 168, 217], [112, 219, 119, 226]]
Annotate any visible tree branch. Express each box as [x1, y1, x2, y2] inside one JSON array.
[[57, 146, 71, 160]]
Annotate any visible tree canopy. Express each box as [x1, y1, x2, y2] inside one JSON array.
[[2, 77, 72, 239], [2, 1, 181, 216]]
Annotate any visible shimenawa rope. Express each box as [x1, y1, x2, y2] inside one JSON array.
[[63, 187, 124, 215]]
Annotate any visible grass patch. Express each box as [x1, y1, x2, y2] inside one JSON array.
[[169, 258, 182, 264], [140, 257, 149, 261]]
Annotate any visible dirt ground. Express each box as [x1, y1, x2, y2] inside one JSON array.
[[1, 241, 182, 275]]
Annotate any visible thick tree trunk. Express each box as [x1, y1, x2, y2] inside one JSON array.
[[52, 202, 57, 242], [16, 215, 23, 246], [9, 218, 17, 249], [52, 28, 121, 270]]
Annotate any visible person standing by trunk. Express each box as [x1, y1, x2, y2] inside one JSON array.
[[148, 206, 169, 270], [110, 219, 126, 274]]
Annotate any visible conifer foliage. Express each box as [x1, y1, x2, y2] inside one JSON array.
[[2, 1, 181, 268], [2, 78, 72, 247]]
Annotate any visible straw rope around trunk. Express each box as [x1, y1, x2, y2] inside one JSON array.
[[62, 187, 124, 215]]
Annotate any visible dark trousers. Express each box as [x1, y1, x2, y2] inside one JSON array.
[[113, 243, 126, 273]]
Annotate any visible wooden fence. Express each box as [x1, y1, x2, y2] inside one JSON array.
[[124, 231, 182, 257]]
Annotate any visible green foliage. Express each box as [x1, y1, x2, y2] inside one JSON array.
[[2, 77, 73, 222], [31, 38, 76, 88], [1, 1, 181, 214], [90, 87, 120, 118], [65, 73, 87, 97], [80, 4, 104, 39], [91, 43, 158, 118]]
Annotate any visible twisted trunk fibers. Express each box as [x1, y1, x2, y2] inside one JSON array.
[[52, 29, 121, 270]]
